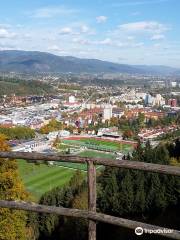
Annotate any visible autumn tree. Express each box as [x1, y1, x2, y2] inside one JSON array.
[[40, 119, 63, 134], [0, 134, 29, 240], [122, 129, 134, 139], [0, 126, 35, 140]]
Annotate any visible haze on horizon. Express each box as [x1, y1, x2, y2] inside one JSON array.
[[0, 0, 180, 68]]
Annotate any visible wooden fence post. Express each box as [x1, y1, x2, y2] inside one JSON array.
[[87, 160, 96, 240]]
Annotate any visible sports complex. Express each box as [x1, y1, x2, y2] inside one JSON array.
[[18, 136, 136, 200]]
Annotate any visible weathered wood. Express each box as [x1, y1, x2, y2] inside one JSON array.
[[88, 161, 96, 240], [0, 151, 180, 176], [0, 200, 179, 240]]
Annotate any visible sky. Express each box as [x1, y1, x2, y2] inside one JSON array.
[[0, 0, 180, 67]]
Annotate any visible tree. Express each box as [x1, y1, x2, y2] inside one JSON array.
[[40, 119, 63, 134], [0, 126, 35, 140], [137, 112, 145, 128], [52, 136, 61, 148], [122, 130, 134, 140], [30, 171, 87, 240], [0, 134, 29, 240], [98, 141, 180, 232]]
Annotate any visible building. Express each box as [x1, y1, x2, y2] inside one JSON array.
[[103, 105, 112, 120], [112, 108, 124, 118], [97, 127, 120, 138], [168, 99, 177, 107], [69, 95, 76, 103], [144, 93, 165, 106], [151, 94, 165, 106], [144, 94, 153, 106], [171, 82, 177, 88]]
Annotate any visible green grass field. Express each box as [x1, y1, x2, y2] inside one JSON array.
[[79, 150, 115, 159], [17, 160, 77, 200], [55, 150, 115, 170], [62, 138, 133, 153], [17, 150, 115, 200]]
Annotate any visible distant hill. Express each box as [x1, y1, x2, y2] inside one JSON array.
[[0, 50, 179, 75], [0, 77, 55, 96]]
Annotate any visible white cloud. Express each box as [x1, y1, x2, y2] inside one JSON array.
[[72, 37, 112, 46], [80, 24, 89, 33], [116, 41, 144, 48], [30, 6, 76, 18], [72, 38, 91, 45], [153, 43, 161, 48], [118, 21, 168, 34], [133, 42, 144, 47], [96, 16, 107, 23], [0, 28, 16, 38], [0, 42, 16, 50], [0, 24, 12, 29], [47, 45, 67, 54], [48, 45, 62, 51], [59, 27, 73, 35], [127, 36, 135, 40], [58, 24, 94, 36], [151, 34, 165, 40], [97, 38, 112, 45]]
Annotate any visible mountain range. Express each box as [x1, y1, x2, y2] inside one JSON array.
[[0, 50, 179, 75]]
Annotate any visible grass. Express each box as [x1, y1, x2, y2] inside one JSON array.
[[55, 150, 116, 170], [17, 150, 116, 200], [62, 138, 133, 153], [17, 160, 77, 200], [79, 150, 115, 159]]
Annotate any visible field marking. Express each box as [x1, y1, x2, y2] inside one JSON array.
[[54, 164, 87, 172]]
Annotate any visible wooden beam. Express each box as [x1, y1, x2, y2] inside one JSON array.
[[0, 200, 179, 240], [0, 151, 180, 176], [88, 161, 96, 240]]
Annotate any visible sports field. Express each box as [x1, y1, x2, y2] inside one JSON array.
[[62, 137, 133, 153], [17, 150, 115, 200], [17, 159, 76, 200]]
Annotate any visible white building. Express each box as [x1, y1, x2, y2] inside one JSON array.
[[171, 82, 177, 88], [47, 130, 70, 140], [69, 95, 76, 103], [145, 93, 165, 106], [153, 94, 165, 106], [103, 105, 112, 120]]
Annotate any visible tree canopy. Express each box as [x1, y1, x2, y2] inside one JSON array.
[[0, 126, 35, 140], [0, 134, 29, 240]]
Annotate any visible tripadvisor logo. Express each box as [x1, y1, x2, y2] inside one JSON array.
[[135, 227, 143, 235], [135, 226, 174, 236]]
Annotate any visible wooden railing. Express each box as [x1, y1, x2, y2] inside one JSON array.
[[0, 151, 180, 240]]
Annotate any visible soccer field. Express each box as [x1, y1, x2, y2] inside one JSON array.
[[17, 150, 115, 200], [62, 138, 133, 153], [17, 160, 77, 200]]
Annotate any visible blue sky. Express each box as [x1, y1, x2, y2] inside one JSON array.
[[0, 0, 180, 67]]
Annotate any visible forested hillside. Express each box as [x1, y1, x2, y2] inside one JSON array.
[[0, 50, 179, 74], [0, 77, 55, 96]]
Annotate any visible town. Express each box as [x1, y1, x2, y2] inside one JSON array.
[[0, 74, 179, 155], [0, 1, 180, 239]]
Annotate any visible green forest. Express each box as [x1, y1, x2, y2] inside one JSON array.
[[0, 126, 35, 140], [0, 77, 55, 96]]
